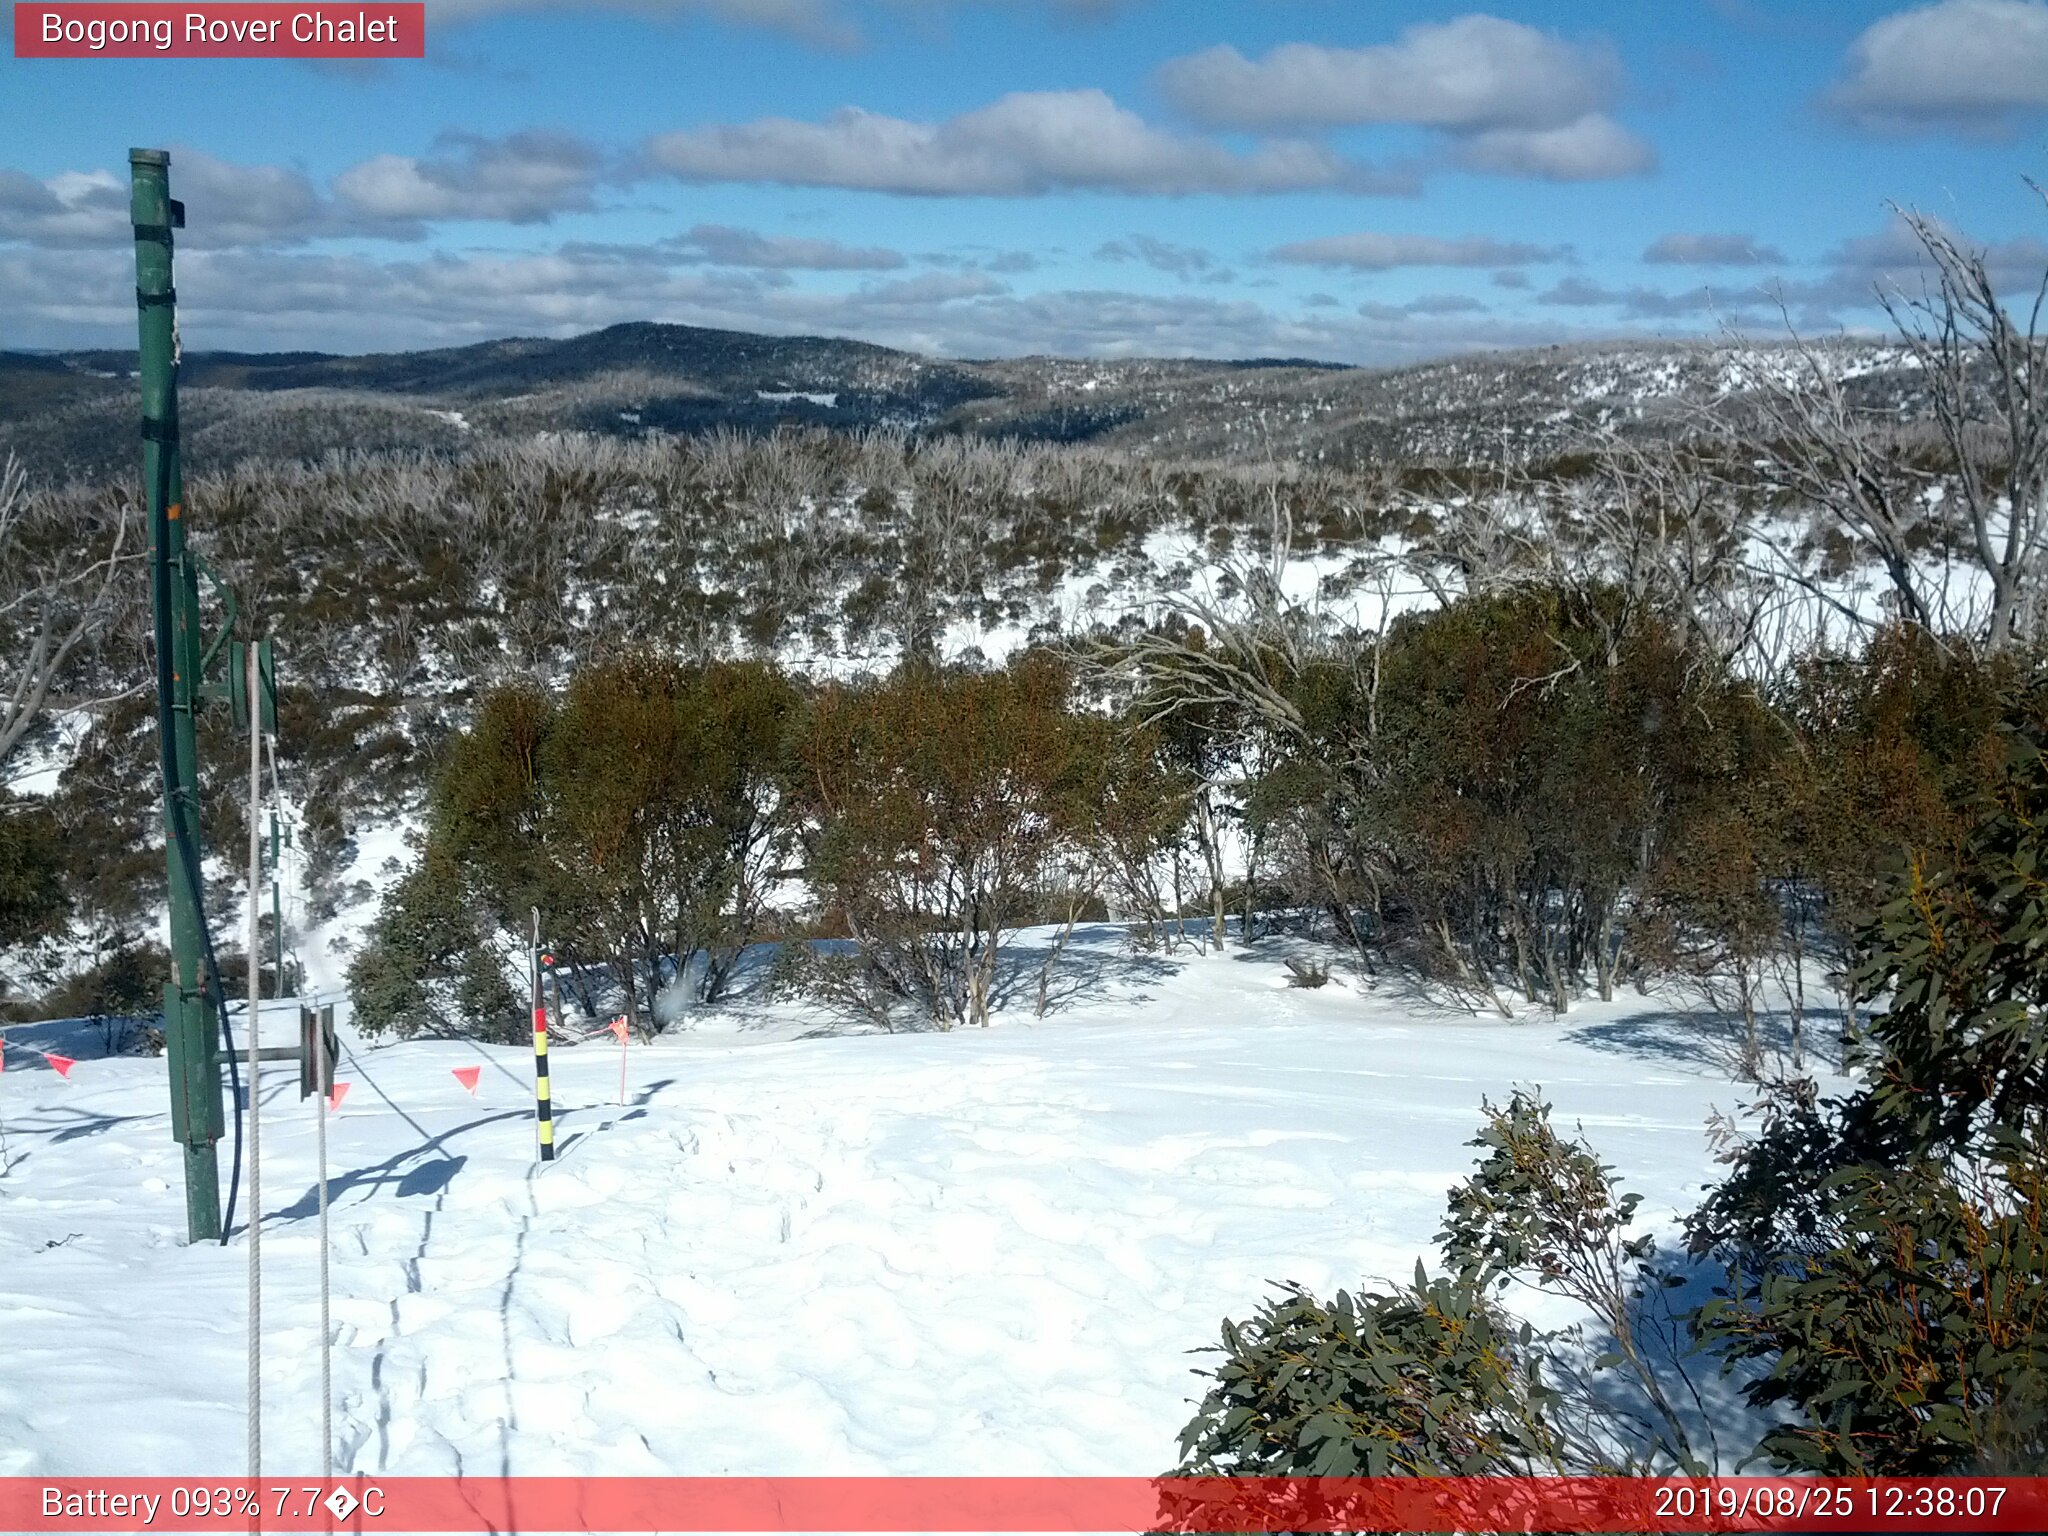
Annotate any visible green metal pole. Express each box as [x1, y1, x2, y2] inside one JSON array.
[[134, 148, 224, 1243]]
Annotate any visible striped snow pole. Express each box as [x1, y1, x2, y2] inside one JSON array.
[[531, 910, 556, 1163], [533, 1000, 555, 1162]]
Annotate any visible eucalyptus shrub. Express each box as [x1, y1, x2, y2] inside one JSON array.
[[1691, 687, 2048, 1473], [1177, 1093, 1701, 1481]]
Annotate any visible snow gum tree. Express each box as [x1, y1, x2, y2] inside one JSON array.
[[350, 655, 800, 1038], [0, 453, 135, 778], [1176, 1094, 1711, 1485], [1743, 191, 2048, 651], [795, 653, 1109, 1029], [1128, 582, 1780, 1016]]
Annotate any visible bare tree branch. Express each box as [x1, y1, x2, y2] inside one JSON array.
[[0, 453, 139, 776]]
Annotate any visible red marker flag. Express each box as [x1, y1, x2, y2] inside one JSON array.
[[610, 1016, 631, 1105], [452, 1065, 481, 1096], [328, 1081, 351, 1111], [46, 1053, 75, 1078]]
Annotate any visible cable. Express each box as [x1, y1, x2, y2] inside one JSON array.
[[150, 416, 245, 1248], [171, 709, 245, 1248], [316, 1016, 333, 1480], [268, 744, 331, 1478], [246, 640, 263, 1482], [265, 736, 293, 990]]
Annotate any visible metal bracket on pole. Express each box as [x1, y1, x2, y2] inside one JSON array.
[[298, 1005, 336, 1100], [223, 638, 279, 734], [209, 1002, 327, 1084]]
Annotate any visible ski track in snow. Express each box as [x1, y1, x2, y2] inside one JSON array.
[[0, 933, 1813, 1476]]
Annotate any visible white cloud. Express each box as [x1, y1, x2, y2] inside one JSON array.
[[334, 132, 605, 226], [853, 271, 1010, 304], [1535, 275, 1724, 315], [1514, 212, 2048, 330], [646, 90, 1408, 195], [1096, 234, 1216, 276], [1, 138, 605, 252], [1827, 0, 2048, 133], [0, 152, 329, 249], [675, 224, 906, 269], [1818, 212, 2048, 298], [1157, 18, 1619, 131], [1643, 232, 1785, 265], [1271, 233, 1566, 269], [1359, 293, 1488, 319], [1156, 19, 1652, 184], [1450, 113, 1655, 181], [0, 169, 127, 249], [165, 151, 332, 245]]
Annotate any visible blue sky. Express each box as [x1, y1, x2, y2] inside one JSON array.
[[4, 0, 2047, 362]]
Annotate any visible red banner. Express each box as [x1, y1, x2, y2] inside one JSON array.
[[4, 1477, 2046, 1532], [13, 4, 425, 58]]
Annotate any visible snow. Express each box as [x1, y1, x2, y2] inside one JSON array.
[[296, 815, 419, 999], [756, 391, 838, 408], [4, 707, 91, 799], [0, 926, 1819, 1478]]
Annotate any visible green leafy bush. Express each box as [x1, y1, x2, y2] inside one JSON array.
[[1176, 1269, 1568, 1477], [350, 655, 800, 1039], [346, 843, 519, 1042], [0, 798, 69, 945], [1690, 685, 2048, 1473], [1178, 1093, 1703, 1481], [1698, 1155, 2046, 1473]]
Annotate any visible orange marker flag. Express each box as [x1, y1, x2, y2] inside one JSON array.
[[328, 1081, 351, 1111], [452, 1065, 482, 1096], [610, 1016, 630, 1105], [46, 1054, 75, 1079]]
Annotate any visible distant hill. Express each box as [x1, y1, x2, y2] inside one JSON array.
[[0, 321, 1921, 483]]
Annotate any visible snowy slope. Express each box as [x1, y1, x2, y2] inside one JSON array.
[[0, 930, 1817, 1478]]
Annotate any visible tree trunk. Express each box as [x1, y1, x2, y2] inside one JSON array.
[[1035, 893, 1080, 1017], [1439, 915, 1512, 1018], [1240, 835, 1259, 943], [1788, 901, 1807, 1073], [1195, 793, 1227, 952], [970, 911, 999, 1028]]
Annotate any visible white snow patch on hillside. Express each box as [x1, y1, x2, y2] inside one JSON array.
[[297, 816, 421, 999], [5, 709, 92, 799]]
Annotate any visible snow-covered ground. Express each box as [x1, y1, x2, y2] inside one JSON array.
[[0, 927, 1824, 1478]]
